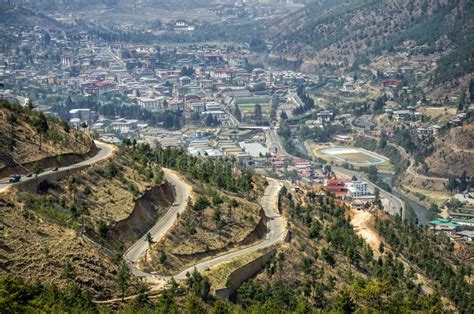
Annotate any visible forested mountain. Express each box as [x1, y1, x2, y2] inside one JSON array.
[[269, 0, 473, 82], [8, 0, 217, 10]]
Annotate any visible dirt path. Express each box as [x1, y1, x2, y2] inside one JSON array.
[[350, 209, 382, 257], [350, 209, 436, 295]]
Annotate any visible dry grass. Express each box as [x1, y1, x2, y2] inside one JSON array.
[[400, 184, 451, 207], [140, 186, 263, 276], [0, 194, 119, 298], [0, 149, 167, 298], [43, 151, 161, 227], [0, 107, 93, 169]]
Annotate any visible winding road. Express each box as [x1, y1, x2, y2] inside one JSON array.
[[0, 141, 115, 193], [125, 176, 286, 281], [172, 178, 285, 280], [2, 137, 286, 288], [124, 168, 192, 277]]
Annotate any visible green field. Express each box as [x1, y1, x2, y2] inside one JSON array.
[[235, 97, 272, 120]]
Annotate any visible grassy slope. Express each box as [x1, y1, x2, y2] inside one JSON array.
[[0, 147, 168, 298], [141, 180, 265, 275], [0, 103, 94, 170]]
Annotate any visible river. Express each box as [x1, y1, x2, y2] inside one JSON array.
[[377, 172, 429, 225]]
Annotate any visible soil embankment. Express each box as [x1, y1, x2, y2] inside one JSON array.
[[102, 182, 174, 249], [0, 141, 97, 178]]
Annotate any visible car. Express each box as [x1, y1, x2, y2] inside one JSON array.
[[9, 174, 21, 183], [53, 167, 59, 171], [26, 173, 32, 178]]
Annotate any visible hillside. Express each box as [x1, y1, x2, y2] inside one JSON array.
[[421, 123, 474, 177], [0, 101, 96, 177], [269, 0, 473, 82], [0, 142, 173, 298], [234, 189, 472, 312], [141, 185, 264, 275]]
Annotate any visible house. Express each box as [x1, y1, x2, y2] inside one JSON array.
[[393, 110, 411, 121], [316, 111, 333, 123]]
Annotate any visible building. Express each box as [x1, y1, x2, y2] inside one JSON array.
[[205, 102, 222, 111], [449, 211, 474, 226], [211, 68, 238, 81], [393, 110, 411, 121], [346, 181, 369, 197], [324, 179, 348, 198], [69, 108, 94, 123], [343, 82, 354, 92], [137, 97, 162, 110], [83, 80, 118, 95], [455, 230, 474, 242], [317, 111, 333, 123], [178, 76, 192, 85], [190, 102, 205, 113], [110, 118, 138, 133], [429, 218, 459, 235]]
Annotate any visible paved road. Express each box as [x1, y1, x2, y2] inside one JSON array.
[[0, 141, 115, 193], [124, 168, 192, 277], [266, 128, 284, 155], [267, 118, 405, 216], [333, 165, 404, 216], [172, 178, 285, 279], [125, 176, 285, 280]]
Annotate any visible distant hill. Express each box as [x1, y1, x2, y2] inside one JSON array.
[[269, 0, 473, 82]]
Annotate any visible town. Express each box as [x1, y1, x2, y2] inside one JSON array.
[[0, 0, 473, 312]]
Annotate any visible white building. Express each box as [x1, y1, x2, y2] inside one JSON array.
[[69, 108, 91, 123], [205, 101, 222, 111], [346, 181, 369, 197], [110, 118, 138, 133], [137, 97, 163, 110]]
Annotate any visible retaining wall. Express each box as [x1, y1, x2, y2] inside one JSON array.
[[214, 249, 276, 300], [12, 164, 90, 193]]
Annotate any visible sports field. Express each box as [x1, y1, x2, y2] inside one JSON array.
[[235, 97, 272, 119], [320, 147, 388, 165]]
